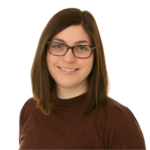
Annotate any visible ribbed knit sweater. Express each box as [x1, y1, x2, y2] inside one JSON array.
[[19, 92, 146, 149]]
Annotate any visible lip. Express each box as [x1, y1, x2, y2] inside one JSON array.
[[57, 66, 79, 75], [57, 66, 79, 69]]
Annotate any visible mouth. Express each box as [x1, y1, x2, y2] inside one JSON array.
[[57, 66, 80, 70]]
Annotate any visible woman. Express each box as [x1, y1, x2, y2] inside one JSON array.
[[19, 8, 146, 149]]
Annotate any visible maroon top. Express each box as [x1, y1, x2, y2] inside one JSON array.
[[19, 92, 146, 149]]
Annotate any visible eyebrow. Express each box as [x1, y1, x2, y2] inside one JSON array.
[[51, 38, 90, 45]]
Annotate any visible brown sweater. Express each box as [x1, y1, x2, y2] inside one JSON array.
[[19, 92, 146, 149]]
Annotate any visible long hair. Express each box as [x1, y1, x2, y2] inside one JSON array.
[[30, 8, 110, 122]]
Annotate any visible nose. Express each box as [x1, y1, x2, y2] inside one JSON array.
[[65, 47, 75, 57]]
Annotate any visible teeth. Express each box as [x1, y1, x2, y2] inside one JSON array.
[[59, 67, 77, 72]]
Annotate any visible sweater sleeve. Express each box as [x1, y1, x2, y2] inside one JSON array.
[[18, 99, 39, 150], [18, 102, 27, 147], [103, 104, 146, 149]]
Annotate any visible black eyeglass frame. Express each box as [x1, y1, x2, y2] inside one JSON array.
[[46, 41, 96, 59]]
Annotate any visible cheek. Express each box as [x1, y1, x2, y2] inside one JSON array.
[[81, 59, 94, 78], [46, 54, 50, 71], [87, 63, 93, 75], [46, 51, 50, 65], [87, 60, 94, 77]]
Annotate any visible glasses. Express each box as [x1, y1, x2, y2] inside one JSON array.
[[46, 41, 96, 59]]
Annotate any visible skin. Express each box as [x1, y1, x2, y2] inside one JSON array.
[[46, 25, 94, 99]]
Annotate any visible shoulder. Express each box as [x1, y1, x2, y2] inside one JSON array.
[[20, 97, 37, 112], [97, 97, 146, 148], [107, 96, 128, 110], [104, 96, 140, 126], [19, 97, 37, 122]]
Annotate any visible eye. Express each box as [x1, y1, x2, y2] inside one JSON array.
[[76, 46, 87, 50], [54, 44, 62, 48], [79, 46, 86, 50]]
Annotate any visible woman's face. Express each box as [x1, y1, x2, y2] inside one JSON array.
[[46, 25, 94, 94]]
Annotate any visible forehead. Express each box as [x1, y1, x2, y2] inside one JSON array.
[[51, 25, 91, 45]]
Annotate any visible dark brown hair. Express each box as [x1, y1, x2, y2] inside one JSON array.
[[30, 8, 110, 121]]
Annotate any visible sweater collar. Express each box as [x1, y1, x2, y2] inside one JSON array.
[[53, 92, 87, 107]]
